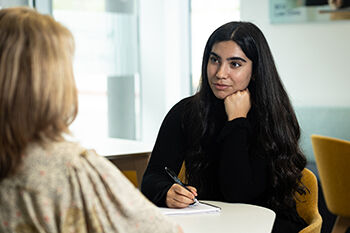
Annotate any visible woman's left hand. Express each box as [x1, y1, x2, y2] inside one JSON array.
[[224, 88, 251, 121]]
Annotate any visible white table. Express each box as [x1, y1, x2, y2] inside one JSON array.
[[75, 137, 153, 188], [169, 201, 276, 233], [77, 137, 153, 158]]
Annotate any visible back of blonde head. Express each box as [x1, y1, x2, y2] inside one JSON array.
[[0, 7, 77, 180]]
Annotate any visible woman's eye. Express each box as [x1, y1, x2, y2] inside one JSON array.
[[209, 56, 219, 63], [231, 62, 241, 68]]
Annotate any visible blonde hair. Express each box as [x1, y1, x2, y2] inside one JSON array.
[[0, 7, 78, 180]]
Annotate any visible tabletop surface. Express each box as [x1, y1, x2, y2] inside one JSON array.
[[72, 137, 153, 157], [168, 201, 276, 233]]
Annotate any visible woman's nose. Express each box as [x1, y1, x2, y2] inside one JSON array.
[[216, 63, 228, 79]]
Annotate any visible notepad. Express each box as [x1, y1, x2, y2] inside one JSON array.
[[159, 201, 221, 215]]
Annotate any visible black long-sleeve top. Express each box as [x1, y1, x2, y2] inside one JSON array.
[[142, 96, 268, 205], [141, 96, 306, 233]]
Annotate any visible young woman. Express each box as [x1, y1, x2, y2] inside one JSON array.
[[0, 7, 182, 233], [142, 21, 308, 232]]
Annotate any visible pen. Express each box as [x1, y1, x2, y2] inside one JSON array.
[[165, 166, 199, 204]]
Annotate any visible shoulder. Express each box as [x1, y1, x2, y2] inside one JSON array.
[[161, 95, 196, 128], [1, 140, 130, 205], [25, 140, 85, 170], [0, 141, 182, 233], [169, 95, 195, 113], [3, 141, 115, 195]]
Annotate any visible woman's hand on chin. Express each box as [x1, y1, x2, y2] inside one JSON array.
[[224, 88, 251, 121]]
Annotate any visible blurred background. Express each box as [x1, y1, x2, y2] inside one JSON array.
[[0, 0, 349, 162]]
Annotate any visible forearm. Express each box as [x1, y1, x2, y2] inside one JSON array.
[[217, 118, 268, 202], [141, 101, 187, 206], [141, 166, 173, 207]]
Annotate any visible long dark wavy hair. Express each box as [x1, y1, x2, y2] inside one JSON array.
[[184, 21, 307, 211]]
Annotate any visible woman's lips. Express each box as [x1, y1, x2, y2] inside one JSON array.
[[213, 83, 229, 90]]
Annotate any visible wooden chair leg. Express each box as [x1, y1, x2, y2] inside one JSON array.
[[331, 216, 350, 233]]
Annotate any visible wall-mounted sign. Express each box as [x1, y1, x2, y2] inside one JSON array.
[[269, 0, 350, 23]]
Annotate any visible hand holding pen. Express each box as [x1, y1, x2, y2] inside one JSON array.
[[165, 167, 199, 208]]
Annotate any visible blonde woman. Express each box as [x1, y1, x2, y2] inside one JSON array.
[[0, 7, 182, 233]]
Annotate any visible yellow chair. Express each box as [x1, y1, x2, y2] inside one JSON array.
[[311, 135, 350, 233], [178, 162, 187, 183], [122, 170, 138, 187], [108, 152, 151, 189], [296, 168, 322, 233]]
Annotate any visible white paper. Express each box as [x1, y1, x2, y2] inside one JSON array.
[[159, 201, 221, 215]]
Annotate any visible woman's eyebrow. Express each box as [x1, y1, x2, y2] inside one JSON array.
[[209, 52, 220, 58], [210, 52, 247, 63], [227, 57, 247, 62]]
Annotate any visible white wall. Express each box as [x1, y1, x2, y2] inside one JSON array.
[[139, 0, 191, 143], [240, 0, 350, 107], [138, 0, 350, 144]]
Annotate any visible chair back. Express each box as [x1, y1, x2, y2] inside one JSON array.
[[296, 168, 322, 233], [311, 135, 350, 217], [178, 162, 187, 183]]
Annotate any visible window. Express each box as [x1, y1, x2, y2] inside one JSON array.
[[53, 0, 140, 140], [49, 0, 240, 142], [190, 0, 240, 92]]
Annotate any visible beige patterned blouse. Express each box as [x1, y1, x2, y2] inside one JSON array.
[[0, 141, 182, 233]]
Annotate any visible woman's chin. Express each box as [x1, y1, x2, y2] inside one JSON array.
[[213, 91, 230, 100]]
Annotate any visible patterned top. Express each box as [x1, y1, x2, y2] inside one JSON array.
[[0, 140, 182, 233]]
